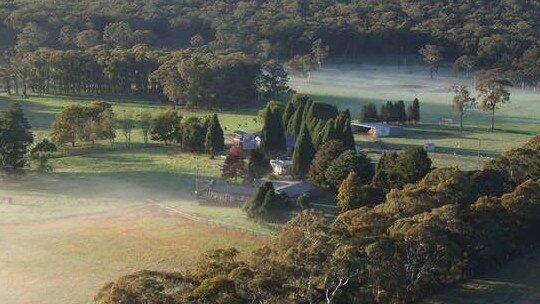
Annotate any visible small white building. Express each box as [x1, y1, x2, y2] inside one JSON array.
[[233, 130, 261, 150], [270, 159, 293, 176]]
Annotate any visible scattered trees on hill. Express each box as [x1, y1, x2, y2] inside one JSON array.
[[452, 85, 476, 131], [0, 103, 34, 172]]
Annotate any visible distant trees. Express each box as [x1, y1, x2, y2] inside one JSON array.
[[139, 111, 152, 145], [150, 109, 182, 145], [0, 103, 34, 172], [51, 102, 115, 147], [453, 55, 477, 78], [120, 110, 135, 147], [451, 85, 476, 131], [286, 55, 316, 80], [256, 60, 290, 101], [475, 71, 512, 131], [180, 117, 206, 152], [360, 103, 379, 122], [419, 44, 442, 79], [407, 98, 420, 124]]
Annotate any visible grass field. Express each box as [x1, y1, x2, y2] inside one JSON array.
[[0, 205, 266, 304], [0, 57, 538, 303]]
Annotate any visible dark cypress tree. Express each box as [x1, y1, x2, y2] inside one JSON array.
[[325, 150, 375, 190], [0, 102, 34, 172], [320, 119, 337, 144], [396, 100, 407, 123], [282, 100, 295, 129], [291, 123, 316, 179], [244, 181, 275, 219], [307, 140, 347, 187], [204, 114, 224, 156], [399, 146, 432, 183], [335, 109, 355, 150], [360, 103, 379, 122], [412, 98, 420, 123], [247, 148, 271, 179], [261, 106, 286, 157]]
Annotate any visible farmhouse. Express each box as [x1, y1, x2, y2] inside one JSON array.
[[352, 123, 405, 137], [200, 180, 316, 205], [232, 130, 261, 150]]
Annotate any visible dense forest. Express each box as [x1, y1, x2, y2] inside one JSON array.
[[0, 0, 539, 86]]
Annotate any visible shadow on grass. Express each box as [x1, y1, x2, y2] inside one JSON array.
[[424, 250, 540, 304]]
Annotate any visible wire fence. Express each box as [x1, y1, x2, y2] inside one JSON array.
[[149, 200, 276, 238]]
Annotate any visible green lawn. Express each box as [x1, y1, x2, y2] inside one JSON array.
[[291, 60, 540, 170]]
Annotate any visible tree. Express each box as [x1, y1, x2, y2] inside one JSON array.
[[75, 30, 100, 49], [260, 105, 286, 157], [399, 147, 432, 185], [475, 72, 511, 131], [287, 54, 316, 81], [222, 145, 246, 182], [257, 60, 290, 100], [407, 98, 420, 124], [418, 44, 441, 79], [297, 193, 311, 209], [325, 150, 374, 190], [31, 138, 57, 172], [337, 171, 364, 213], [244, 181, 287, 220], [204, 114, 224, 156], [360, 103, 379, 122], [334, 109, 355, 150], [453, 55, 477, 78], [120, 110, 135, 147], [103, 22, 134, 48], [0, 102, 34, 172], [312, 38, 329, 67], [181, 117, 205, 152], [451, 85, 476, 131], [16, 22, 48, 52], [291, 123, 315, 179], [307, 140, 347, 187], [139, 111, 152, 145], [247, 148, 271, 180], [150, 109, 182, 145]]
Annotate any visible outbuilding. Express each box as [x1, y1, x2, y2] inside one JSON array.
[[352, 123, 405, 138]]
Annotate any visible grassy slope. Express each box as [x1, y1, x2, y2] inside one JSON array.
[[424, 249, 540, 304]]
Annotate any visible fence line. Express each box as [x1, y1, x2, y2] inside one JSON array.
[[149, 200, 275, 237]]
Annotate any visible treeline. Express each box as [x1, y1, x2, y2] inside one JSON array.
[[0, 0, 538, 83], [360, 99, 420, 124], [0, 47, 290, 108], [95, 134, 540, 304]]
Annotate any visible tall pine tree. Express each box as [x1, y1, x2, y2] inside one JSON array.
[[291, 123, 315, 179], [335, 109, 355, 150], [204, 114, 224, 156], [0, 103, 34, 172], [261, 106, 286, 157]]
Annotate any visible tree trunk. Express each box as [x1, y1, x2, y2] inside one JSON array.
[[490, 108, 495, 131], [460, 113, 463, 131]]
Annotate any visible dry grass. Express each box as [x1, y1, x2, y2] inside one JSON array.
[[0, 205, 266, 304]]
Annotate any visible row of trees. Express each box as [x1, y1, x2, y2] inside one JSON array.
[[50, 103, 225, 154], [1, 0, 538, 84], [0, 47, 291, 108], [360, 99, 420, 124], [95, 134, 540, 304]]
